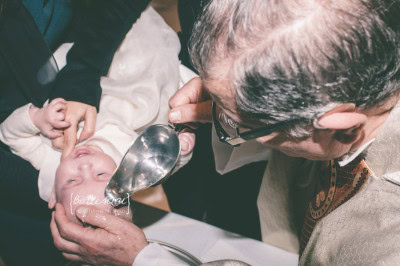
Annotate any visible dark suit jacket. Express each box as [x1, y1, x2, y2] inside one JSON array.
[[0, 0, 55, 122], [50, 0, 151, 110], [0, 0, 151, 124]]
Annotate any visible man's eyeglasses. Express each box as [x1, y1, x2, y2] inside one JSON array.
[[212, 101, 296, 146]]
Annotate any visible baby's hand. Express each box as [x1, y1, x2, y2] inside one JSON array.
[[178, 128, 196, 156], [29, 98, 71, 139]]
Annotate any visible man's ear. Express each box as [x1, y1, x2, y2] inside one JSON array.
[[316, 104, 367, 130], [315, 104, 367, 144], [48, 187, 56, 209]]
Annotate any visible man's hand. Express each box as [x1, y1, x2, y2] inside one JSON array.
[[29, 98, 71, 139], [51, 101, 97, 158], [178, 129, 196, 156], [168, 77, 212, 124], [50, 204, 148, 266]]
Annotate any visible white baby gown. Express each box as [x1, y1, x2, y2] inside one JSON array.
[[0, 7, 196, 201]]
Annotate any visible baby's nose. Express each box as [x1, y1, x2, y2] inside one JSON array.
[[78, 162, 94, 177]]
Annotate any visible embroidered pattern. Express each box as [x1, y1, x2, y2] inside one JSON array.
[[300, 156, 371, 254]]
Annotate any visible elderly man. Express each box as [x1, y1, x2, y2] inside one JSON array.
[[51, 0, 400, 264]]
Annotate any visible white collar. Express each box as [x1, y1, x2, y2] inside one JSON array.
[[338, 138, 375, 167]]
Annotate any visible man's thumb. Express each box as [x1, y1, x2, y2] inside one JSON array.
[[169, 100, 212, 123], [76, 206, 123, 234]]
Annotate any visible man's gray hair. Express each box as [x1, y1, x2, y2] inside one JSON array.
[[190, 0, 400, 138]]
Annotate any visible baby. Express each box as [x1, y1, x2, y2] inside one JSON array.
[[46, 99, 193, 223], [1, 98, 194, 224], [0, 7, 196, 224]]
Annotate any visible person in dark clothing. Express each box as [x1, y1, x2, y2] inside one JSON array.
[[0, 2, 73, 264], [0, 0, 149, 265]]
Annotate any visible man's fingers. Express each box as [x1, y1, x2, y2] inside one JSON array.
[[169, 100, 212, 124], [178, 130, 196, 156], [61, 253, 84, 262], [184, 122, 200, 130], [75, 205, 127, 235], [78, 107, 96, 142], [169, 77, 209, 108], [50, 212, 82, 254], [54, 204, 88, 243], [62, 121, 78, 159]]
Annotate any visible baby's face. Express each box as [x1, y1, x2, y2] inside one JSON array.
[[54, 145, 131, 224]]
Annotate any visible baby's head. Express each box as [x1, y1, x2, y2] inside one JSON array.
[[48, 145, 132, 224]]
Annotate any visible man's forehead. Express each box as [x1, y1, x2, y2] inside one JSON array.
[[204, 79, 237, 113]]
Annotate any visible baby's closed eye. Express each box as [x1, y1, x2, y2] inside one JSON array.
[[95, 172, 110, 181], [63, 177, 82, 188]]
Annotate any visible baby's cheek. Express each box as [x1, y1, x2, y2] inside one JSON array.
[[63, 204, 82, 225]]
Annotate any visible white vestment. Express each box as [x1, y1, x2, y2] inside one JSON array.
[[213, 103, 400, 263]]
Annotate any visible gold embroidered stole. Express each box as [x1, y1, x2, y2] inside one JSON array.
[[300, 156, 371, 254]]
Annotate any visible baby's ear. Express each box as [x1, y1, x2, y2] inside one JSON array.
[[48, 187, 56, 209]]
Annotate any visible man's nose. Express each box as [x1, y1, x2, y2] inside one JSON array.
[[78, 162, 94, 178]]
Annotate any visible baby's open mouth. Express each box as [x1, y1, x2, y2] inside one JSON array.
[[74, 148, 90, 158]]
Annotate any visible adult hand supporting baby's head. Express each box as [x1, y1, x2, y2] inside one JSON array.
[[50, 203, 148, 265], [51, 101, 97, 159]]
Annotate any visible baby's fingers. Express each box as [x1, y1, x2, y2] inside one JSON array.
[[50, 98, 67, 106], [52, 120, 70, 129], [55, 111, 65, 121], [51, 102, 67, 114], [46, 129, 63, 139], [48, 111, 70, 129], [48, 104, 70, 128]]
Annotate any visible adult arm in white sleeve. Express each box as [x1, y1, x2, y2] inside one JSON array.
[[133, 243, 187, 266], [0, 103, 47, 169], [212, 125, 271, 175]]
